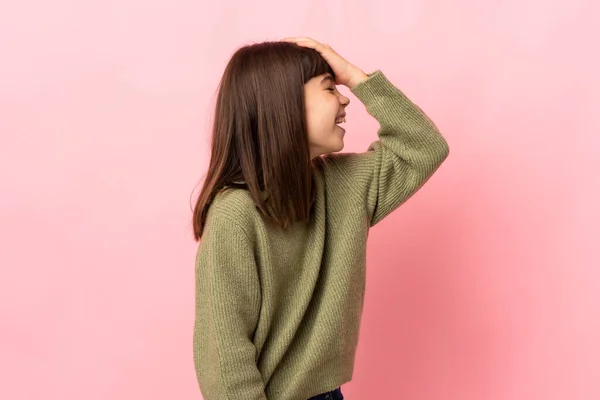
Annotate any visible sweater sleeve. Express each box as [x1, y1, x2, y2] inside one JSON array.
[[321, 70, 450, 227], [193, 213, 267, 400]]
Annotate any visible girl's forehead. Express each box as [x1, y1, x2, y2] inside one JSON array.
[[319, 74, 334, 84], [306, 73, 333, 86]]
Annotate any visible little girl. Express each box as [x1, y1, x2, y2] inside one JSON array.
[[192, 37, 449, 400]]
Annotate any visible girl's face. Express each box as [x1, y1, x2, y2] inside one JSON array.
[[304, 73, 350, 159]]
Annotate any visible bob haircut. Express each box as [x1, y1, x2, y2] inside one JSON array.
[[192, 41, 335, 241]]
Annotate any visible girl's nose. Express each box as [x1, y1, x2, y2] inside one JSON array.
[[340, 95, 350, 106]]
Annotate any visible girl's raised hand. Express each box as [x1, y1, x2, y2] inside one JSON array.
[[282, 37, 368, 89]]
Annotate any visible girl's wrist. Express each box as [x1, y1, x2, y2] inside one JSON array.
[[346, 69, 369, 89]]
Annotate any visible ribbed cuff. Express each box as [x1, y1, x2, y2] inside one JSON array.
[[350, 70, 405, 104]]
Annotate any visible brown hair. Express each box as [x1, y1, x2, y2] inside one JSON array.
[[191, 41, 335, 241]]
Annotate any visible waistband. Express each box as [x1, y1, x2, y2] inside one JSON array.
[[307, 386, 343, 400]]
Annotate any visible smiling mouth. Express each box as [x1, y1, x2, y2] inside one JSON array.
[[335, 115, 346, 124]]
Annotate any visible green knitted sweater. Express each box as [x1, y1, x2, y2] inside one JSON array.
[[193, 70, 449, 400]]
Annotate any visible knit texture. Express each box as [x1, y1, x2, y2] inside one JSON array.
[[193, 70, 450, 400]]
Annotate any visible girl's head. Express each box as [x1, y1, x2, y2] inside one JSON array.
[[192, 41, 350, 240]]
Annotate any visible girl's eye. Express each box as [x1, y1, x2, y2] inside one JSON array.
[[327, 87, 336, 92]]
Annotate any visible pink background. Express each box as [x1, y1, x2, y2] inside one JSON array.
[[1, 0, 598, 399]]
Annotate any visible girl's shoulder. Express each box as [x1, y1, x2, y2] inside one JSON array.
[[208, 187, 257, 220]]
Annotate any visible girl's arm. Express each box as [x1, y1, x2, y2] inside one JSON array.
[[322, 70, 450, 226], [194, 214, 267, 400]]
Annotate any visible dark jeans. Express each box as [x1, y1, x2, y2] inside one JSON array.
[[307, 387, 344, 400]]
